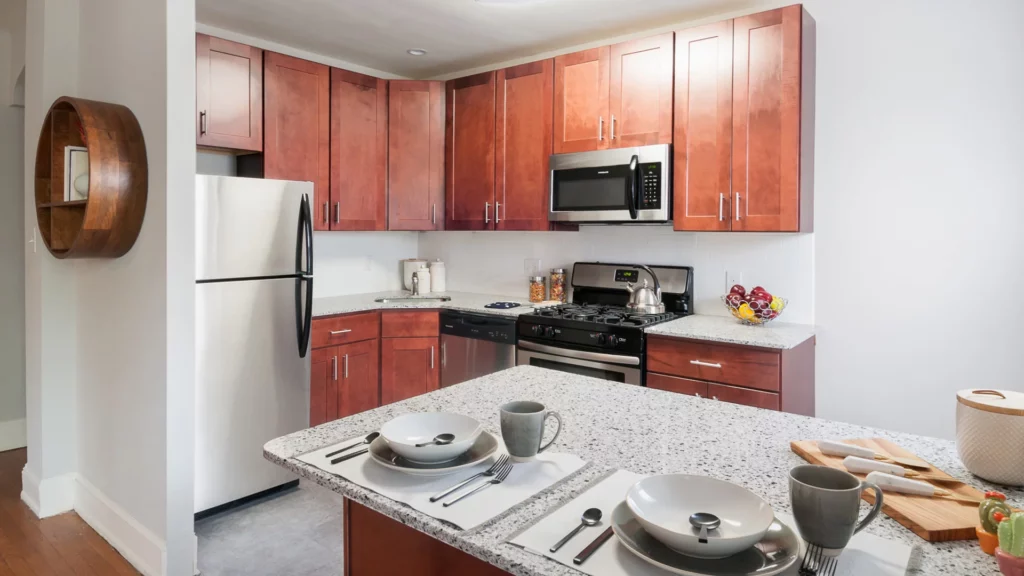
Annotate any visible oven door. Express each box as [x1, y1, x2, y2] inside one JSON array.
[[549, 144, 670, 223], [516, 341, 642, 385]]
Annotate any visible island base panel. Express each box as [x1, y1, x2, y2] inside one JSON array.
[[344, 499, 510, 576]]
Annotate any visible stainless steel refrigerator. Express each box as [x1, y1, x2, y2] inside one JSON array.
[[194, 175, 314, 514]]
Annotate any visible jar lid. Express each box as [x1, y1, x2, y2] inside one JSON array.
[[529, 276, 545, 282], [551, 268, 565, 273], [956, 389, 1024, 416]]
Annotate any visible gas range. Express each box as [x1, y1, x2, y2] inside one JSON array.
[[517, 262, 693, 385]]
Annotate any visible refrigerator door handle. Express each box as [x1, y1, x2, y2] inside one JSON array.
[[295, 195, 314, 358]]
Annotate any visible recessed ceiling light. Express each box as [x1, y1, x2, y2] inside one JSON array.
[[407, 49, 427, 56]]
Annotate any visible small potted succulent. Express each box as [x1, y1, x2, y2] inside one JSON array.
[[980, 491, 1013, 554], [997, 511, 1024, 576]]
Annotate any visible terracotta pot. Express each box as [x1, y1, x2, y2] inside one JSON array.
[[979, 526, 1000, 555], [997, 548, 1024, 576]]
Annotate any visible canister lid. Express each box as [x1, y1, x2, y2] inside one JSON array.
[[957, 389, 1024, 416], [551, 268, 565, 273], [529, 276, 545, 282]]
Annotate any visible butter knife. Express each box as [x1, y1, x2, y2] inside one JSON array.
[[573, 527, 613, 565]]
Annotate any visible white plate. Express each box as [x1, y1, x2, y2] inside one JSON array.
[[368, 431, 499, 476], [626, 475, 774, 559], [380, 412, 483, 464], [611, 501, 799, 576]]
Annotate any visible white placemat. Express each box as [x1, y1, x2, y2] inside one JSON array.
[[509, 469, 914, 576], [296, 436, 587, 530]]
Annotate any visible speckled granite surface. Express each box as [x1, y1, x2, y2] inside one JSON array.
[[313, 291, 536, 318], [645, 314, 815, 349], [265, 366, 1015, 576]]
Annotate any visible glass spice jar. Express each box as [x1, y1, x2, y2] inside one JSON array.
[[549, 268, 566, 303], [529, 276, 547, 303]]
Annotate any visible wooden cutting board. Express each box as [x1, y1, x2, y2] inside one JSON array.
[[791, 438, 985, 542]]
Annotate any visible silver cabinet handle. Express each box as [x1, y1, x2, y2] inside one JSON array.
[[432, 204, 436, 225], [332, 355, 338, 381], [199, 110, 207, 135], [343, 354, 349, 378], [495, 202, 501, 224], [334, 202, 340, 224], [735, 193, 741, 221], [690, 360, 722, 369], [484, 202, 490, 224], [441, 342, 446, 367], [329, 329, 352, 336], [712, 396, 719, 401], [719, 193, 725, 221], [695, 393, 701, 398], [610, 115, 616, 140], [598, 116, 604, 141], [322, 202, 328, 224], [430, 346, 435, 369]]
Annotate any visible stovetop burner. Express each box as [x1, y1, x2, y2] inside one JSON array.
[[529, 304, 676, 328]]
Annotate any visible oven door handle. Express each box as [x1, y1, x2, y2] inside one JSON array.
[[518, 340, 641, 366], [627, 154, 639, 220]]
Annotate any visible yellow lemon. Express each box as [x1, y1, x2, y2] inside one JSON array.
[[737, 303, 755, 320], [770, 296, 784, 311]]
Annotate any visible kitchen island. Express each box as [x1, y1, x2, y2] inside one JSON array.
[[264, 366, 1016, 576]]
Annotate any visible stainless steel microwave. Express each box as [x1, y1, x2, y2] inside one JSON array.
[[549, 144, 670, 223]]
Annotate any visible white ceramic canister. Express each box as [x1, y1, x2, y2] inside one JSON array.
[[955, 389, 1024, 486], [413, 264, 431, 295], [429, 259, 446, 293]]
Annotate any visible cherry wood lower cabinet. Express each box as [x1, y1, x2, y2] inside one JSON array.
[[645, 335, 814, 415], [345, 500, 509, 576], [310, 339, 380, 427], [381, 337, 440, 405]]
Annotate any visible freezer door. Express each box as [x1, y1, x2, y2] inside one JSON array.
[[196, 175, 313, 281], [195, 277, 310, 513]]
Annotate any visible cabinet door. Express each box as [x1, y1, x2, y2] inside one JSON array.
[[337, 339, 380, 418], [708, 383, 780, 411], [331, 69, 387, 231], [380, 337, 439, 405], [310, 347, 337, 427], [264, 52, 330, 230], [553, 47, 609, 153], [196, 34, 263, 152], [647, 372, 708, 398], [445, 72, 496, 231], [495, 60, 554, 231], [608, 33, 674, 147], [388, 81, 444, 231], [673, 21, 734, 231], [732, 5, 803, 232]]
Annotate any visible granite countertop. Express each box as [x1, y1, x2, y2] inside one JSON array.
[[265, 365, 1015, 576], [313, 291, 537, 318], [645, 314, 816, 349]]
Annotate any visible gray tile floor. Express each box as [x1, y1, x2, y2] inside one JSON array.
[[196, 481, 344, 576]]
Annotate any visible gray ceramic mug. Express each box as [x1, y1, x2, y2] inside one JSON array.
[[499, 401, 563, 462], [789, 465, 884, 550]]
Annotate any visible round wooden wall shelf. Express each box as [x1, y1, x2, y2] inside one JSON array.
[[34, 96, 148, 259]]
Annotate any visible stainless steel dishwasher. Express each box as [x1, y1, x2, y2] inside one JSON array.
[[440, 310, 517, 387]]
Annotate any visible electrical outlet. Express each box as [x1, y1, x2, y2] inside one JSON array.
[[725, 271, 743, 292]]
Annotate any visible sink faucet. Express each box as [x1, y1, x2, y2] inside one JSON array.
[[412, 272, 421, 296]]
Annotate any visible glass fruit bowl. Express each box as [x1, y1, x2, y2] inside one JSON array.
[[721, 294, 787, 326]]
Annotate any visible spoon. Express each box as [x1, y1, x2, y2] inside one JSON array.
[[415, 433, 456, 448], [689, 512, 721, 543], [550, 508, 603, 552], [325, 432, 379, 459]]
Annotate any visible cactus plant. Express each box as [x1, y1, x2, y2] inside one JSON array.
[[999, 512, 1024, 558], [982, 491, 1013, 534]]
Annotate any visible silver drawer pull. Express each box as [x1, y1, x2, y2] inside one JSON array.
[[330, 329, 352, 336], [690, 360, 722, 369]]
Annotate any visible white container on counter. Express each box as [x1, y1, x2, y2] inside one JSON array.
[[955, 389, 1024, 486], [403, 258, 427, 291], [413, 265, 431, 295], [429, 259, 446, 293]]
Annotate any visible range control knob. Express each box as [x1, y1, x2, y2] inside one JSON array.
[[597, 334, 607, 345], [606, 335, 619, 347], [543, 326, 556, 338], [530, 325, 541, 336]]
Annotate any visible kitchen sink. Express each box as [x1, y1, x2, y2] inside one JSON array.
[[373, 296, 452, 303]]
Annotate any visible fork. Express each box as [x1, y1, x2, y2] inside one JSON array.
[[429, 454, 510, 503], [441, 460, 513, 507], [799, 543, 838, 576]]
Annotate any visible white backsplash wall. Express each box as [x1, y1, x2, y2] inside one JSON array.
[[419, 227, 815, 324], [314, 232, 419, 297]]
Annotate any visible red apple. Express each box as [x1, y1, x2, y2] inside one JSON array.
[[729, 284, 746, 297], [726, 293, 743, 308], [751, 286, 772, 301]]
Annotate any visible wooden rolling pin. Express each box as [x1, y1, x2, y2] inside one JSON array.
[[818, 440, 931, 470]]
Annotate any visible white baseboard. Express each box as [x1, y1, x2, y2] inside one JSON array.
[[21, 466, 75, 518], [0, 418, 26, 452], [75, 474, 166, 576]]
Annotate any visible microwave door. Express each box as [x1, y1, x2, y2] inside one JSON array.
[[550, 165, 632, 221]]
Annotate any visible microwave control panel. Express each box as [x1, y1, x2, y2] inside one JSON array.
[[638, 163, 662, 209]]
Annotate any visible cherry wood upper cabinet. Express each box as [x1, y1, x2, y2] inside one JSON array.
[[388, 81, 444, 231], [331, 69, 387, 231], [380, 337, 439, 405], [445, 72, 496, 231], [554, 47, 609, 153], [673, 20, 734, 231], [336, 339, 380, 419], [608, 33, 674, 147], [495, 60, 555, 231], [264, 52, 330, 230], [196, 34, 262, 152], [732, 5, 812, 232]]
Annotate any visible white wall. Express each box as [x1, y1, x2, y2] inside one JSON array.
[[314, 232, 419, 297]]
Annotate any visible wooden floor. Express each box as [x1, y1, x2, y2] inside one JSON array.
[[0, 448, 139, 575]]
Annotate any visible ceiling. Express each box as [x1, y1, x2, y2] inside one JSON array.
[[196, 0, 749, 78]]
